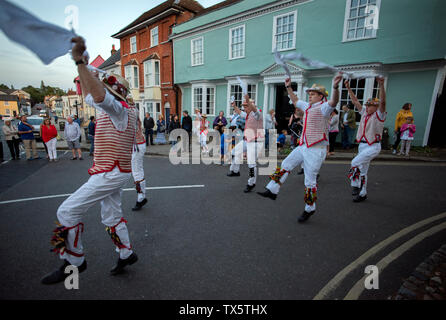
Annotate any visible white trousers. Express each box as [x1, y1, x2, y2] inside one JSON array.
[[45, 138, 57, 160], [230, 140, 264, 186], [56, 167, 133, 266], [200, 131, 208, 150], [132, 143, 146, 202], [350, 143, 381, 196], [266, 144, 326, 212]]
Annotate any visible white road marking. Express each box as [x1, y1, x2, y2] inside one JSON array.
[[0, 185, 205, 205], [313, 211, 446, 300], [344, 221, 446, 300]]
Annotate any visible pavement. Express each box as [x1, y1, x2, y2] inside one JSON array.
[[0, 150, 445, 300], [32, 126, 446, 163]]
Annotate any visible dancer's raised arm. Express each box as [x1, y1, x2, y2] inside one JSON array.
[[344, 79, 363, 112]]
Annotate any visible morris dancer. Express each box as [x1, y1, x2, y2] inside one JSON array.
[[257, 73, 343, 223], [227, 94, 264, 193], [345, 77, 386, 202], [41, 37, 138, 284], [129, 99, 148, 211]]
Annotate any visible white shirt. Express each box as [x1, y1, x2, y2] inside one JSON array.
[[343, 112, 349, 124], [85, 89, 128, 132]]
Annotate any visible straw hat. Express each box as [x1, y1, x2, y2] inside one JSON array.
[[306, 84, 329, 97], [365, 97, 380, 106], [102, 73, 130, 101]]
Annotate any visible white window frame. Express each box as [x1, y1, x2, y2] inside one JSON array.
[[130, 36, 137, 54], [143, 61, 152, 88], [226, 79, 258, 116], [191, 84, 216, 116], [125, 65, 139, 89], [272, 10, 297, 52], [191, 36, 204, 67], [151, 26, 159, 47], [143, 60, 160, 88], [337, 73, 387, 122], [342, 0, 381, 42], [154, 60, 160, 86], [229, 25, 245, 60]]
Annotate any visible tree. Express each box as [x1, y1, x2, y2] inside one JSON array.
[[0, 84, 9, 90]]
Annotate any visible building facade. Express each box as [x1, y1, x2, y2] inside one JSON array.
[[171, 0, 446, 146], [0, 95, 19, 117], [112, 0, 204, 122]]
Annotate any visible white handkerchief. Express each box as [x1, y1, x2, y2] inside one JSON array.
[[236, 76, 248, 96], [0, 0, 76, 64]]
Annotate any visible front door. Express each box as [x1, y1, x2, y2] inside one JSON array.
[[275, 83, 297, 133]]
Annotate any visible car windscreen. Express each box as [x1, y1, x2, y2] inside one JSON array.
[[27, 119, 43, 126]]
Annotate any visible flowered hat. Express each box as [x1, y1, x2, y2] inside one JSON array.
[[102, 73, 130, 101], [306, 84, 328, 97], [365, 97, 380, 106]]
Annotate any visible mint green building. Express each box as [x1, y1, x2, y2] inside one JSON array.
[[171, 0, 446, 146]]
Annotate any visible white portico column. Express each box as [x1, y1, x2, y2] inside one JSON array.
[[263, 82, 269, 125], [297, 82, 303, 100]]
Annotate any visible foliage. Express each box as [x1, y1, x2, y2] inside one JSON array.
[[21, 83, 66, 106]]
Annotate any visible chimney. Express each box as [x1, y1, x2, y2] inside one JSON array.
[[111, 44, 117, 56]]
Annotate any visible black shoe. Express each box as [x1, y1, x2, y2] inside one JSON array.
[[256, 189, 277, 200], [244, 184, 255, 193], [78, 157, 84, 160], [353, 194, 367, 202], [298, 210, 315, 223], [41, 260, 87, 285], [227, 171, 240, 177], [132, 198, 148, 211], [110, 253, 138, 275], [297, 168, 304, 175], [352, 187, 360, 196], [71, 157, 77, 160]]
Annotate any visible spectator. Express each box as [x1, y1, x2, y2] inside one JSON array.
[[328, 109, 339, 156], [41, 118, 58, 161], [341, 104, 356, 149], [73, 115, 82, 142], [154, 114, 167, 144], [398, 116, 416, 156], [2, 117, 21, 160], [277, 129, 287, 153], [168, 114, 181, 145], [143, 112, 154, 146], [181, 110, 192, 149], [393, 103, 413, 154], [288, 107, 303, 149], [18, 115, 39, 160], [264, 109, 277, 149], [64, 115, 83, 160], [39, 122, 50, 159], [213, 111, 227, 135], [88, 116, 95, 156], [54, 115, 58, 124]]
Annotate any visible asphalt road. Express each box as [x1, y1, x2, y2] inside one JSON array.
[[0, 152, 445, 300]]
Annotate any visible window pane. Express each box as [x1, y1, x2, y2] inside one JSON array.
[[350, 8, 357, 18], [347, 29, 355, 39], [356, 28, 364, 38], [364, 27, 373, 37], [358, 6, 366, 16], [360, 0, 367, 5], [357, 17, 365, 27]]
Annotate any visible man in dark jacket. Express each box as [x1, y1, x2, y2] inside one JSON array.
[[181, 111, 192, 148], [88, 116, 95, 156], [143, 113, 154, 146]]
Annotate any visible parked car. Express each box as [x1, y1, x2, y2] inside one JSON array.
[[25, 115, 44, 141]]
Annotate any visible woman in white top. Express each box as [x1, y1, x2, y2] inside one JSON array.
[[264, 109, 277, 149], [328, 109, 339, 155]]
